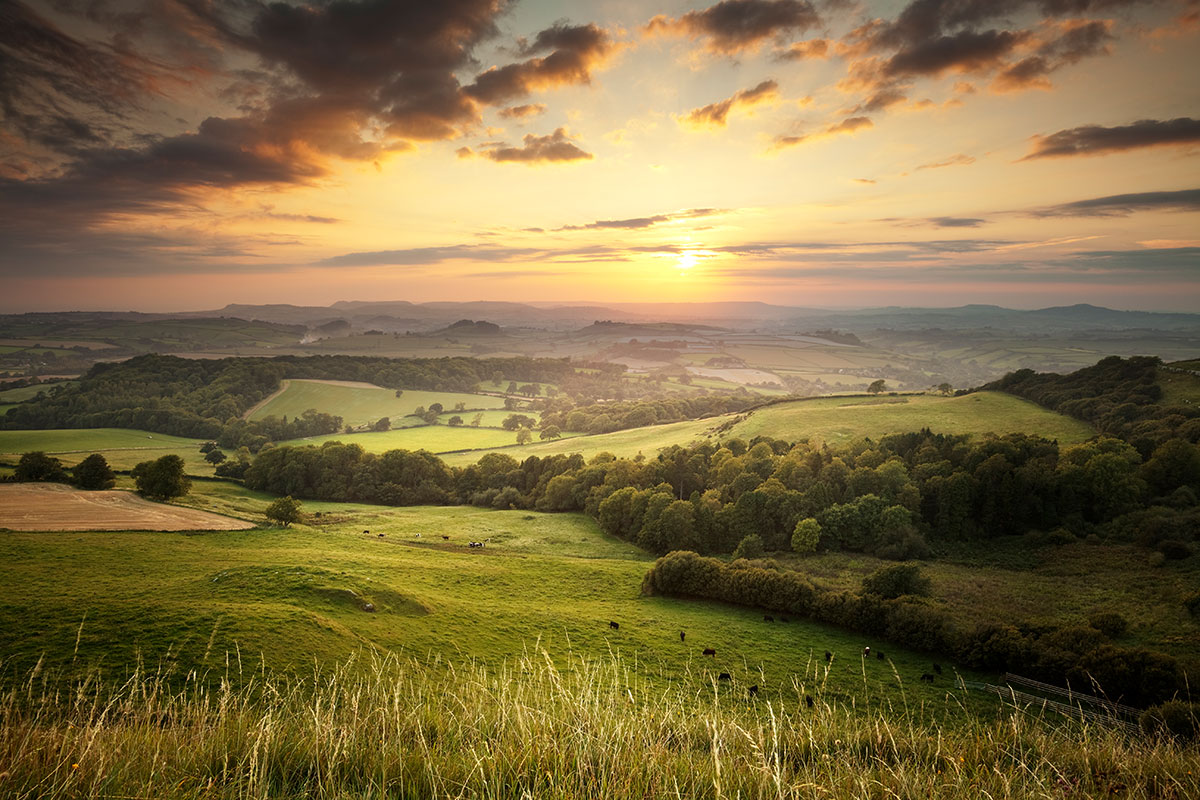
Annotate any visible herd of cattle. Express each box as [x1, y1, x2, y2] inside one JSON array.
[[607, 619, 947, 699], [367, 529, 488, 548]]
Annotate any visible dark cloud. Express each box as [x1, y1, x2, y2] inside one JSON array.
[[555, 208, 726, 231], [479, 128, 593, 164], [1023, 118, 1200, 159], [683, 80, 779, 127], [464, 23, 614, 105], [775, 38, 830, 60], [993, 19, 1113, 90], [884, 29, 1026, 77], [1034, 188, 1200, 216], [499, 103, 547, 119], [645, 0, 821, 55]]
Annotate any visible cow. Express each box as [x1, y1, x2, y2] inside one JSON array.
[[805, 695, 814, 709], [609, 621, 620, 630], [763, 615, 774, 623], [824, 650, 832, 663], [718, 672, 731, 681], [747, 685, 758, 697], [876, 651, 885, 661], [363, 530, 370, 535], [920, 673, 935, 683], [377, 532, 385, 538], [933, 663, 943, 675], [703, 648, 716, 657], [442, 535, 450, 540], [863, 646, 871, 657], [679, 631, 686, 642]]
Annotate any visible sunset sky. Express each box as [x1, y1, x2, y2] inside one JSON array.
[[1, 0, 1197, 312]]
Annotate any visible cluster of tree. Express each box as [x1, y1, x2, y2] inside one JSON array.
[[642, 551, 1190, 708], [534, 394, 760, 436], [984, 356, 1200, 455], [11, 451, 116, 489]]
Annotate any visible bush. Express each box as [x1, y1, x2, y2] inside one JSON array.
[[265, 495, 302, 527], [1184, 591, 1200, 618], [131, 455, 190, 500], [861, 563, 931, 600], [1156, 539, 1193, 560], [14, 451, 67, 483], [1140, 701, 1199, 741], [791, 518, 820, 553], [72, 453, 115, 490], [732, 534, 765, 560], [1087, 611, 1128, 639]]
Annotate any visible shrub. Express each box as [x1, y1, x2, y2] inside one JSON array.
[[265, 495, 302, 527], [1140, 701, 1199, 741], [14, 451, 67, 483], [72, 453, 115, 490], [1156, 539, 1193, 560], [732, 534, 765, 560], [861, 563, 931, 600], [131, 455, 190, 500], [791, 517, 820, 553], [1087, 611, 1128, 639]]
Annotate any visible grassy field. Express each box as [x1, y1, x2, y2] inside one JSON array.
[[280, 424, 552, 454], [248, 379, 507, 427], [441, 391, 1093, 466], [436, 409, 538, 427], [0, 381, 76, 402], [1160, 369, 1200, 405], [0, 427, 209, 473]]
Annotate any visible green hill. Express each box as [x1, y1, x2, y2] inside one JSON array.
[[0, 427, 206, 472], [248, 379, 509, 428]]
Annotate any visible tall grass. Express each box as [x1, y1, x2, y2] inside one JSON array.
[[1, 650, 1195, 799]]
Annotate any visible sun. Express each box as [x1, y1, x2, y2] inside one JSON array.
[[676, 251, 699, 270]]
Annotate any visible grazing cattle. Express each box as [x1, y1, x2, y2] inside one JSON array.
[[863, 646, 871, 657], [718, 672, 731, 681], [363, 530, 370, 535], [414, 533, 421, 537], [877, 651, 885, 661], [703, 648, 716, 657], [378, 533, 385, 538], [748, 685, 758, 697], [824, 650, 832, 663], [805, 695, 814, 709], [763, 615, 774, 623], [680, 631, 686, 642], [442, 535, 450, 540], [933, 663, 943, 675], [609, 621, 620, 630], [468, 541, 484, 548], [920, 673, 935, 683]]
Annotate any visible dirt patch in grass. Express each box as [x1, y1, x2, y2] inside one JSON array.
[[0, 483, 256, 531]]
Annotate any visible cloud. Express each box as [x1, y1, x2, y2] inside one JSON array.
[[1023, 117, 1200, 159], [774, 115, 873, 148], [465, 23, 615, 105], [930, 216, 988, 227], [776, 38, 831, 60], [1034, 188, 1200, 216], [317, 244, 542, 268], [917, 153, 976, 170], [555, 208, 726, 231], [499, 103, 548, 120], [884, 29, 1027, 78], [992, 19, 1113, 91], [479, 128, 594, 163], [682, 80, 780, 128], [645, 0, 821, 55]]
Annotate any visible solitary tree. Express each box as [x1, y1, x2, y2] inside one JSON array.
[[448, 415, 464, 426], [516, 428, 533, 445], [132, 455, 190, 500], [265, 495, 302, 527], [73, 453, 116, 490], [204, 449, 227, 465], [791, 517, 821, 554], [867, 379, 887, 394], [471, 412, 484, 427], [539, 425, 562, 440], [373, 417, 391, 432]]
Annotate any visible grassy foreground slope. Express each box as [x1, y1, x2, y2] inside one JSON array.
[[442, 391, 1092, 466], [248, 379, 507, 427]]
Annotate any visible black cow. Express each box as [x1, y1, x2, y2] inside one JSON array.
[[920, 673, 935, 683], [747, 685, 758, 697], [703, 648, 716, 657], [377, 532, 385, 538], [876, 651, 885, 661], [363, 530, 370, 535], [718, 672, 731, 681], [763, 615, 774, 622], [442, 535, 450, 540], [609, 621, 620, 630], [679, 631, 686, 642], [804, 695, 814, 708], [933, 663, 943, 675], [824, 650, 832, 663]]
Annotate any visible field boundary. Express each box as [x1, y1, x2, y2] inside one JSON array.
[[242, 379, 290, 420]]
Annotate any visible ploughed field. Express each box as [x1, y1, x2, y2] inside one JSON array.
[[0, 483, 256, 531]]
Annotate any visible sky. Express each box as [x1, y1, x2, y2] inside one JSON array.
[[1, 0, 1198, 313]]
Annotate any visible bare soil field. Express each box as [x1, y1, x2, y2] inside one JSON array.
[[0, 484, 256, 531]]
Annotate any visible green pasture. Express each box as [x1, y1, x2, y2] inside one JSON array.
[[0, 381, 76, 402], [1160, 369, 1200, 406], [0, 428, 209, 474], [281, 424, 538, 454], [0, 404, 15, 416], [248, 379, 507, 427], [725, 391, 1093, 447], [436, 409, 538, 428], [0, 483, 990, 714], [441, 391, 1093, 466]]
